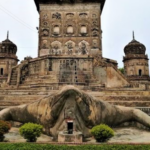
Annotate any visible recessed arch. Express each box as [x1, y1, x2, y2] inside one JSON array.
[[67, 25, 74, 34], [80, 25, 87, 34], [139, 69, 142, 76], [0, 68, 3, 75]]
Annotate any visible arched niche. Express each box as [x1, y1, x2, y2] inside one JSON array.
[[78, 40, 89, 55], [78, 20, 89, 36], [139, 69, 142, 76], [67, 26, 74, 34], [53, 25, 60, 36], [51, 41, 62, 55], [65, 40, 76, 55], [0, 68, 3, 75], [80, 25, 87, 34]]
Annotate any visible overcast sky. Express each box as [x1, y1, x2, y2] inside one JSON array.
[[0, 0, 150, 68]]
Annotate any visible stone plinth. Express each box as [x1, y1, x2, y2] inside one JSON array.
[[58, 131, 82, 143]]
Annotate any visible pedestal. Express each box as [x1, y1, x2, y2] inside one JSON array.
[[58, 131, 83, 143]]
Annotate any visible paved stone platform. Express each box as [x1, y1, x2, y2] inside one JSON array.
[[4, 127, 150, 143]]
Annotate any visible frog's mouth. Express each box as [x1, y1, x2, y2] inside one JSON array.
[[49, 87, 95, 136]]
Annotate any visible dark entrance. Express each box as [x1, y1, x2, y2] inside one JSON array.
[[0, 68, 3, 75], [139, 69, 142, 76], [67, 122, 73, 134]]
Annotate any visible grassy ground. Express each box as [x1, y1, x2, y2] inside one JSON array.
[[0, 143, 150, 150]]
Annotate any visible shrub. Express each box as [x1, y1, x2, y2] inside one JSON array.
[[19, 123, 43, 142], [90, 124, 114, 142], [0, 120, 11, 142]]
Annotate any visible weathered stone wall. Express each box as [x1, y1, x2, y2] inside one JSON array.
[[38, 3, 102, 57], [0, 59, 17, 76], [94, 66, 107, 85], [94, 66, 129, 88], [124, 59, 149, 76], [17, 56, 94, 86], [106, 66, 129, 88]]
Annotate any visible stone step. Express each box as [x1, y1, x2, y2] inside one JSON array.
[[2, 95, 44, 100], [0, 90, 54, 95], [10, 79, 17, 81], [0, 101, 36, 106], [95, 96, 150, 101], [108, 101, 150, 107], [90, 91, 150, 96], [23, 81, 58, 84], [18, 85, 59, 90], [26, 76, 58, 80], [11, 77, 17, 80], [10, 81, 17, 84], [10, 83, 17, 85]]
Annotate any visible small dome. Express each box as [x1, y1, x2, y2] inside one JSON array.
[[0, 32, 17, 55], [124, 33, 146, 55]]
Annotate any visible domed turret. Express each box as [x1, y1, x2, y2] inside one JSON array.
[[124, 36, 146, 55], [0, 32, 17, 55], [123, 32, 149, 83]]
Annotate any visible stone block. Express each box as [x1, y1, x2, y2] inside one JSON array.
[[58, 131, 82, 143]]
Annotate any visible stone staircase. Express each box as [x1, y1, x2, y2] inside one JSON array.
[[18, 71, 59, 90], [89, 89, 150, 107], [1, 82, 150, 115], [9, 69, 17, 85], [0, 89, 58, 110]]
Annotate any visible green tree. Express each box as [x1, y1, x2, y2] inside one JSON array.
[[118, 67, 124, 74], [19, 123, 43, 142]]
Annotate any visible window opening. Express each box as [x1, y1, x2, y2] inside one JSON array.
[[67, 121, 73, 134], [139, 69, 142, 76], [0, 68, 3, 75]]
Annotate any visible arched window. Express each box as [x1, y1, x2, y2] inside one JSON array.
[[53, 25, 60, 35], [80, 25, 87, 34], [139, 69, 142, 76], [0, 68, 3, 75], [67, 26, 73, 34]]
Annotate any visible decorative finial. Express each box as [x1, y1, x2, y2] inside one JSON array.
[[133, 31, 135, 40], [7, 31, 9, 40]]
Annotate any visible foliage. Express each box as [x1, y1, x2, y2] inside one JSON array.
[[19, 123, 43, 142], [0, 120, 11, 142], [118, 67, 124, 74], [90, 124, 114, 142], [0, 143, 150, 150]]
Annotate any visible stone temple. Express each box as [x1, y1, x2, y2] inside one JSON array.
[[0, 1, 150, 117]]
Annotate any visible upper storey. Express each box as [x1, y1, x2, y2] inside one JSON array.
[[38, 2, 103, 57], [34, 0, 106, 12]]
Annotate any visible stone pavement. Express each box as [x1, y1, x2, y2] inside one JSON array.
[[4, 127, 150, 143]]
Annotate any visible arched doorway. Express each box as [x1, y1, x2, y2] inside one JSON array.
[[0, 68, 3, 75], [139, 69, 142, 76]]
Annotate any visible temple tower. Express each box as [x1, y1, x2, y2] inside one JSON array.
[[34, 0, 105, 58], [123, 32, 149, 83], [31, 0, 106, 85]]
